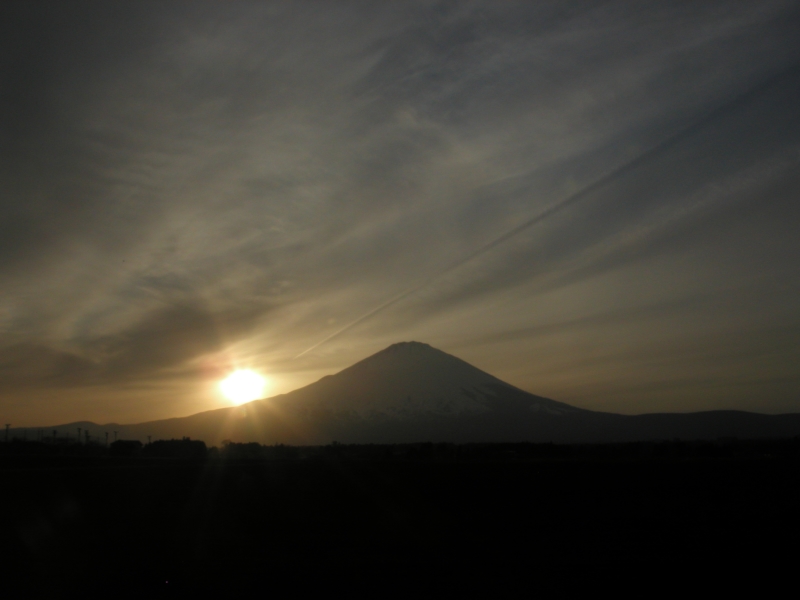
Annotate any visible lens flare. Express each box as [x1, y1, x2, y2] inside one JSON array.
[[219, 370, 266, 405]]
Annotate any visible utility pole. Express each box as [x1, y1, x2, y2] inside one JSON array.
[[85, 430, 90, 444], [147, 435, 151, 445], [105, 432, 109, 447], [77, 427, 82, 444]]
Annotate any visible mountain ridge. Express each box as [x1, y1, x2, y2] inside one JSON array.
[[267, 341, 584, 419], [10, 341, 800, 445]]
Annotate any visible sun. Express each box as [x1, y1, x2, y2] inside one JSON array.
[[219, 369, 266, 405]]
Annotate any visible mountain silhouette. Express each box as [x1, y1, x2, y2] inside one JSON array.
[[17, 341, 800, 445], [276, 341, 584, 418]]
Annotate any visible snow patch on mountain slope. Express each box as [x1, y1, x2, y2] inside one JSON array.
[[274, 341, 580, 419]]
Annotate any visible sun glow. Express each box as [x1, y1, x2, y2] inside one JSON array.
[[220, 369, 266, 405]]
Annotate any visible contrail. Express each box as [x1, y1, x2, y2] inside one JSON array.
[[295, 63, 800, 359]]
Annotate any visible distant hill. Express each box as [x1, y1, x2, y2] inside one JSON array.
[[12, 341, 800, 445]]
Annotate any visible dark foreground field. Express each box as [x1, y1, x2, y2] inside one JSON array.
[[3, 442, 799, 592]]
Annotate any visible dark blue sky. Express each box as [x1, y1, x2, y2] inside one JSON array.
[[2, 1, 799, 425]]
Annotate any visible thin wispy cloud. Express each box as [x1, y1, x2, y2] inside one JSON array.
[[1, 1, 798, 424]]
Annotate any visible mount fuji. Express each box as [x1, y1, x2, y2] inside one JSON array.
[[26, 341, 800, 445]]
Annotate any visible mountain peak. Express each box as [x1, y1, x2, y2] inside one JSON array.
[[277, 341, 580, 423], [347, 341, 471, 373], [382, 341, 435, 352]]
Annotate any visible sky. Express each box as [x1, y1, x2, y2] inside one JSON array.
[[2, 1, 799, 426]]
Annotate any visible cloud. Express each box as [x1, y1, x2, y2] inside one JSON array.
[[2, 1, 799, 422], [295, 62, 800, 353], [0, 300, 265, 391]]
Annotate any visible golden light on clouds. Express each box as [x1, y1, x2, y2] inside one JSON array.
[[220, 370, 267, 405]]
